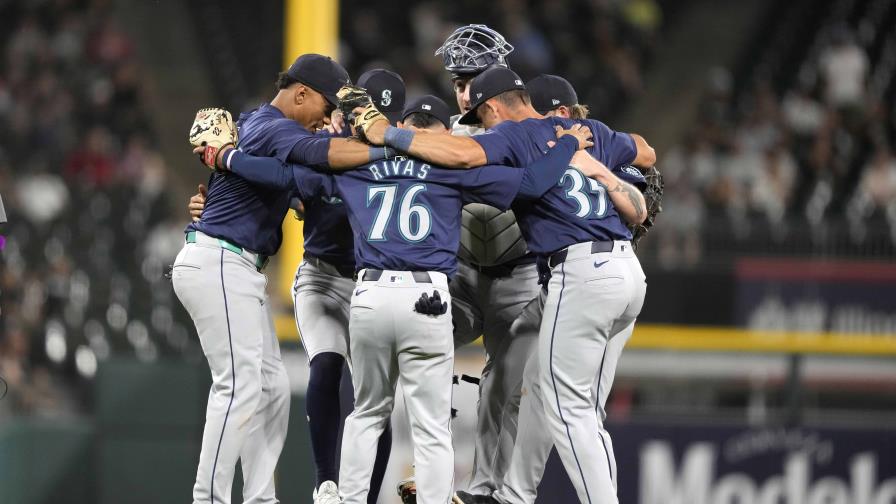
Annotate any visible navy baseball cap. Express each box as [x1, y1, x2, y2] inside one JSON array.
[[286, 53, 350, 107], [357, 69, 406, 124], [401, 95, 451, 128], [458, 66, 527, 125], [527, 74, 578, 114]]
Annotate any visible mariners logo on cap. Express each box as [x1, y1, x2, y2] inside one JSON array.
[[381, 89, 392, 107]]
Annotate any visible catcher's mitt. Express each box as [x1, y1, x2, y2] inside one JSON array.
[[630, 165, 663, 250], [189, 108, 237, 169], [337, 84, 387, 143]]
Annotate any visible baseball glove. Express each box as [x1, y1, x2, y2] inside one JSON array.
[[397, 479, 464, 504], [189, 108, 237, 169], [337, 84, 387, 144], [630, 165, 663, 250]]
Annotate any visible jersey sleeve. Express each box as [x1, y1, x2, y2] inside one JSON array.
[[456, 165, 525, 210], [286, 128, 332, 167], [227, 150, 333, 199], [589, 119, 637, 169], [615, 165, 647, 191], [470, 121, 524, 166], [239, 118, 320, 164]]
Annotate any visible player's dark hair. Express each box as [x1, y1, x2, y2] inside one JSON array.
[[493, 89, 531, 108], [275, 72, 301, 90], [403, 112, 443, 129]]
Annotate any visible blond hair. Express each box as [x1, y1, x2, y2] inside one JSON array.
[[569, 103, 590, 119]]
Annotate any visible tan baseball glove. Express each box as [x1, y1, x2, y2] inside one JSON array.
[[188, 108, 238, 169], [337, 84, 387, 144]]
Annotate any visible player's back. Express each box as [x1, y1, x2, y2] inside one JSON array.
[[477, 117, 638, 254], [333, 156, 516, 277]]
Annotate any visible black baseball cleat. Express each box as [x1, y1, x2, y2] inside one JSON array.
[[455, 491, 499, 504]]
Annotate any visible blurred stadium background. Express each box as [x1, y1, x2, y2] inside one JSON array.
[[1, 0, 895, 502]]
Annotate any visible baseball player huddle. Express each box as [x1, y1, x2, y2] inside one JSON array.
[[174, 24, 660, 504]]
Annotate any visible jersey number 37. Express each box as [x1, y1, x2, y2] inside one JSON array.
[[561, 168, 608, 218], [367, 184, 432, 242]]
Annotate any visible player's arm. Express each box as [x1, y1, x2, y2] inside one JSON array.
[[287, 134, 394, 170], [629, 133, 657, 169], [366, 121, 488, 168], [573, 151, 647, 225], [219, 148, 298, 191]]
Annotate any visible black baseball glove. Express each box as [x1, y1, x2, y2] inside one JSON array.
[[630, 165, 663, 250], [414, 290, 448, 316]]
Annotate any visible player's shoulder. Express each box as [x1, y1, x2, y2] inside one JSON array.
[[240, 104, 305, 132]]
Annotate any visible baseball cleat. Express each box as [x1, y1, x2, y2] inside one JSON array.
[[313, 480, 343, 504]]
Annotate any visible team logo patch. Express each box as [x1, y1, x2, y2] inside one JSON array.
[[380, 89, 392, 107]]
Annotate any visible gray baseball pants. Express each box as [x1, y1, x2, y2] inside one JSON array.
[[172, 232, 291, 504]]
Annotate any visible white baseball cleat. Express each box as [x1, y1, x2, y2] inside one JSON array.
[[313, 480, 344, 504]]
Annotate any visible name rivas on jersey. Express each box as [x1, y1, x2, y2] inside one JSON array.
[[368, 157, 431, 181], [640, 441, 896, 504]]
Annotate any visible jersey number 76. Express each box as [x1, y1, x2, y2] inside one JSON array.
[[366, 184, 433, 242]]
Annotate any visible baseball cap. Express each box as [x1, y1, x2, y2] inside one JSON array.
[[286, 53, 350, 107], [401, 95, 451, 128], [527, 74, 578, 114], [357, 69, 406, 124], [457, 66, 527, 125]]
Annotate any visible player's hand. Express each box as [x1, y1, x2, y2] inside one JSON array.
[[192, 145, 234, 170], [189, 184, 207, 222], [352, 105, 388, 145], [328, 109, 345, 135], [555, 124, 593, 150]]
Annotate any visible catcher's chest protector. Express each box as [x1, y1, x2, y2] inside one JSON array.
[[452, 118, 530, 266]]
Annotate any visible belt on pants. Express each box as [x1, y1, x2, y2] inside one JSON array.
[[186, 231, 269, 272], [548, 240, 614, 269], [304, 254, 355, 279], [360, 269, 433, 283], [466, 253, 537, 278]]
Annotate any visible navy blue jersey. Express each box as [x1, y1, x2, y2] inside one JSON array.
[[291, 158, 524, 277], [186, 104, 346, 260], [473, 116, 640, 254]]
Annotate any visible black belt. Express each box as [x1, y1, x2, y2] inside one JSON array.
[[361, 270, 433, 283], [304, 254, 355, 279], [467, 254, 537, 278], [548, 241, 614, 269]]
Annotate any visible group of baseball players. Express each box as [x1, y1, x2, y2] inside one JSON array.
[[174, 23, 660, 504]]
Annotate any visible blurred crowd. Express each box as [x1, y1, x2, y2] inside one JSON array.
[[0, 0, 194, 418], [655, 13, 896, 267], [339, 0, 663, 121]]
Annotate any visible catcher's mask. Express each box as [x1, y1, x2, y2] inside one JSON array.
[[436, 24, 514, 74]]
